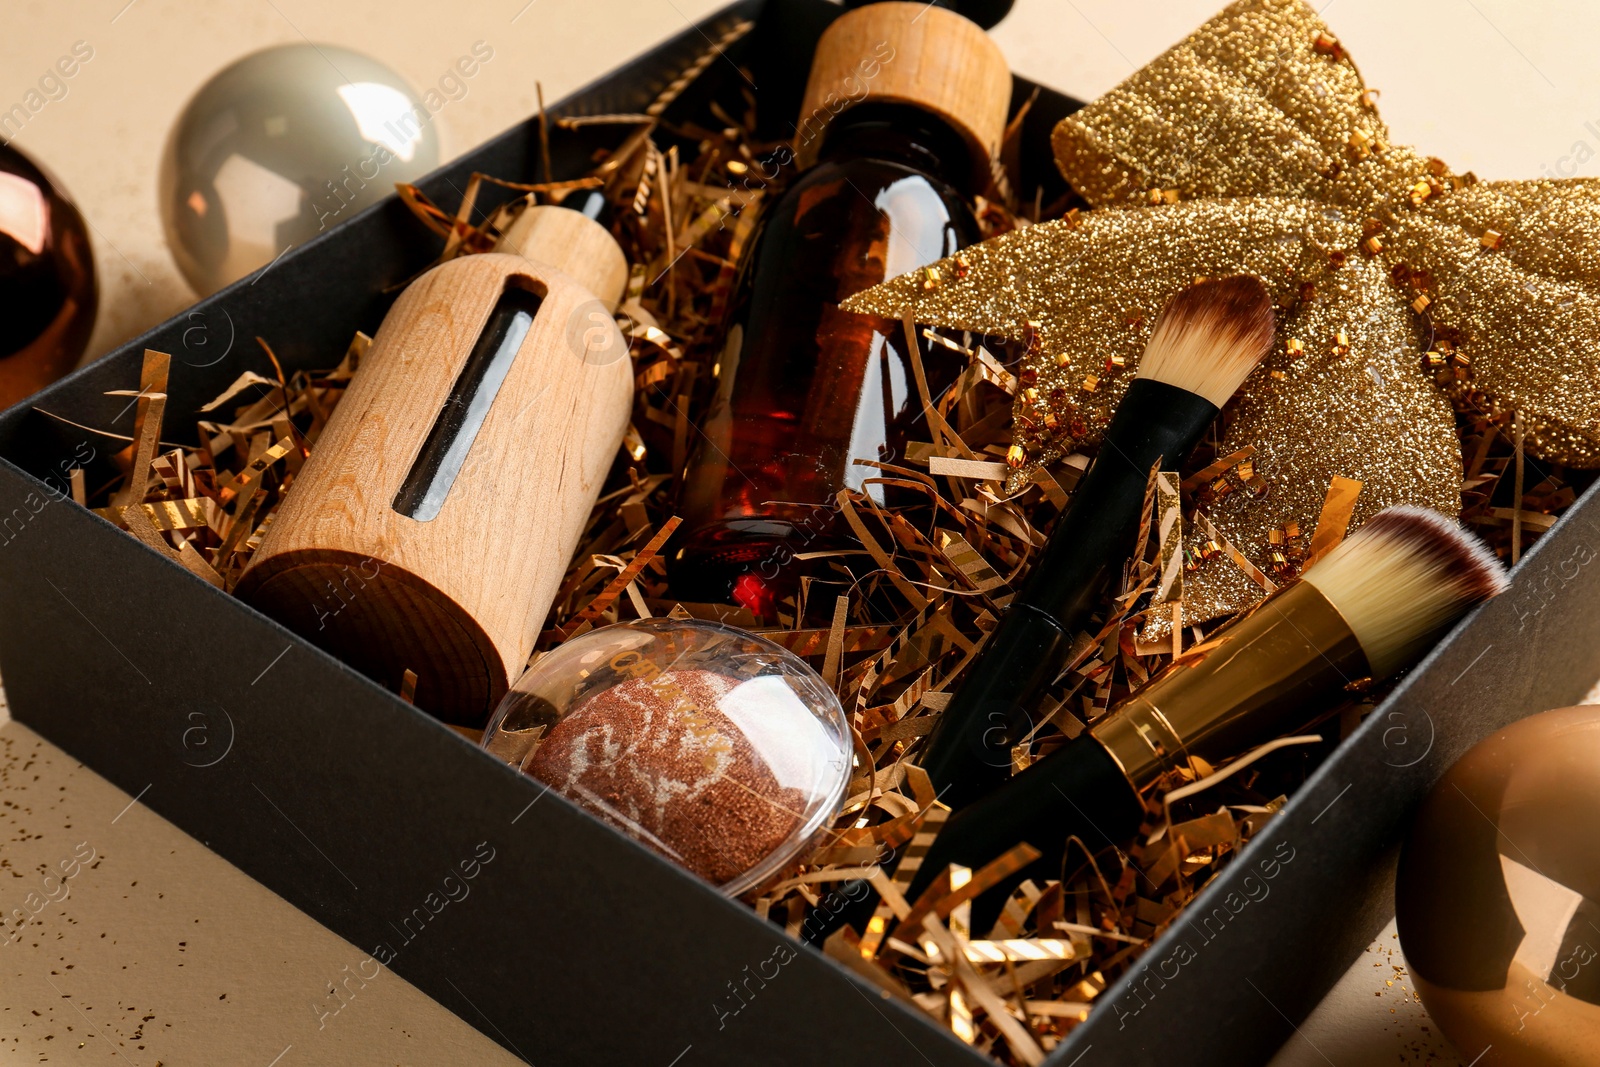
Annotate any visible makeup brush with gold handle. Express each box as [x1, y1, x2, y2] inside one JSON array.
[[907, 506, 1508, 918]]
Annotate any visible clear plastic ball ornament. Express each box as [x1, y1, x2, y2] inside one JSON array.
[[159, 43, 441, 295], [483, 619, 851, 896]]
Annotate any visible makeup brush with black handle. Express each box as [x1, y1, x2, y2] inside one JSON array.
[[907, 506, 1508, 929], [799, 276, 1276, 946], [922, 274, 1278, 810]]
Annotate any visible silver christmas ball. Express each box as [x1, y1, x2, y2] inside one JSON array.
[[159, 43, 441, 295]]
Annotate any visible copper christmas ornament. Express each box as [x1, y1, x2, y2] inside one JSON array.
[[0, 143, 96, 411]]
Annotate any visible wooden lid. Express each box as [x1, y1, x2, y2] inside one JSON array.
[[794, 2, 1010, 187], [497, 204, 629, 311]]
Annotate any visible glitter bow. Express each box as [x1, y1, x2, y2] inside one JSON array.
[[845, 0, 1600, 626]]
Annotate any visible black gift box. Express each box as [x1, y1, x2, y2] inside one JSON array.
[[3, 1, 1598, 1063]]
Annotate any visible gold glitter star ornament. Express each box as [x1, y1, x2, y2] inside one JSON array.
[[844, 198, 1462, 625], [847, 0, 1600, 623], [1052, 0, 1600, 467]]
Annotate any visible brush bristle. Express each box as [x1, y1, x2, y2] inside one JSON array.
[[1301, 506, 1508, 678], [1137, 275, 1276, 407]]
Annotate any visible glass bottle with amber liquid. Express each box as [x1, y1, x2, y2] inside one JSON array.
[[671, 2, 1011, 617]]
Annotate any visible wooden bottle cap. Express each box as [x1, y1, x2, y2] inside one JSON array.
[[497, 204, 629, 311], [794, 2, 1011, 188]]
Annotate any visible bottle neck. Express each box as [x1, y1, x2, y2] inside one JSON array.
[[815, 102, 978, 194], [558, 186, 610, 225]]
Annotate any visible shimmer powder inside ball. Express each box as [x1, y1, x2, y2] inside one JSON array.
[[527, 668, 838, 887]]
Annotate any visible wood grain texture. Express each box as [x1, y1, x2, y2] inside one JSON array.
[[794, 1, 1011, 186], [237, 253, 632, 724], [497, 205, 629, 311]]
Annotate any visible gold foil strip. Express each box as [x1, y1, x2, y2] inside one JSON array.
[[1489, 507, 1556, 533], [921, 328, 973, 358], [990, 879, 1045, 940], [197, 371, 278, 413], [1179, 445, 1256, 494], [94, 498, 209, 533], [1169, 810, 1239, 852], [866, 805, 937, 853], [927, 938, 1078, 965], [1153, 473, 1184, 603], [835, 490, 930, 611], [824, 927, 919, 1002], [1193, 508, 1277, 595], [857, 903, 897, 962], [920, 914, 1047, 1066], [903, 314, 975, 461], [120, 498, 180, 562], [748, 625, 896, 658], [891, 803, 950, 892], [1305, 475, 1363, 568], [1030, 467, 1071, 509], [1159, 735, 1325, 825], [150, 450, 186, 492], [564, 517, 682, 631], [929, 456, 1010, 481], [215, 439, 294, 499], [808, 833, 882, 868], [894, 842, 1044, 944], [904, 765, 937, 811], [970, 346, 1019, 395], [939, 533, 1007, 595], [175, 538, 225, 588], [820, 595, 849, 691], [111, 349, 171, 509]]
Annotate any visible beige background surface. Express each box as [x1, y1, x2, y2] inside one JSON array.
[[4, 0, 1600, 1063]]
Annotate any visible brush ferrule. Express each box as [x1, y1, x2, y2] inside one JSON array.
[[1090, 581, 1370, 792]]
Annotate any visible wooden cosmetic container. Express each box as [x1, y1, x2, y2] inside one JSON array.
[[238, 214, 631, 725]]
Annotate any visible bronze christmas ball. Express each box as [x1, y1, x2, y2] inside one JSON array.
[[0, 143, 96, 412], [1397, 705, 1600, 1066]]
